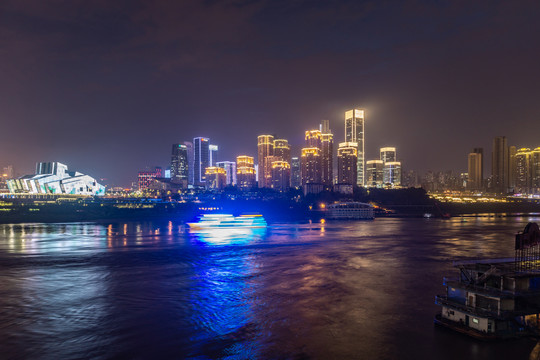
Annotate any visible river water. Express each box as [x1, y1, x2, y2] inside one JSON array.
[[0, 216, 539, 359]]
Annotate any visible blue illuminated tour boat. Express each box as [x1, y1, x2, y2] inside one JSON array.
[[187, 214, 267, 230]]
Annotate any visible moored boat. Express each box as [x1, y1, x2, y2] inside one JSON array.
[[325, 202, 374, 220]]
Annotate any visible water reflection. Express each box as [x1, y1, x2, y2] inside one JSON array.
[[0, 219, 537, 359]]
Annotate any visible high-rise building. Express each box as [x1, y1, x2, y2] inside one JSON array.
[[366, 160, 384, 187], [383, 162, 402, 187], [345, 109, 365, 186], [473, 147, 484, 185], [514, 148, 531, 193], [271, 161, 291, 192], [492, 136, 509, 193], [533, 147, 540, 193], [380, 147, 396, 163], [138, 167, 162, 191], [320, 130, 333, 189], [183, 141, 194, 186], [257, 135, 274, 188], [273, 139, 291, 164], [467, 150, 483, 191], [337, 142, 357, 185], [305, 130, 322, 149], [509, 146, 517, 190], [291, 157, 301, 188], [171, 144, 189, 187], [217, 161, 237, 186], [209, 144, 219, 166], [301, 147, 322, 194], [194, 137, 210, 186], [205, 167, 226, 190], [236, 156, 256, 189]]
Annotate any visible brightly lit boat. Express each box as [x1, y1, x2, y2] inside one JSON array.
[[187, 214, 267, 230], [325, 202, 374, 220]]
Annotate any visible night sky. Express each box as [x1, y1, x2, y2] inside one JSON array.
[[2, 1, 540, 186]]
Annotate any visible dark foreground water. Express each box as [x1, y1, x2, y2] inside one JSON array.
[[1, 216, 539, 359]]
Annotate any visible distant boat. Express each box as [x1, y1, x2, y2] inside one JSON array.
[[187, 214, 267, 230], [325, 202, 374, 220]]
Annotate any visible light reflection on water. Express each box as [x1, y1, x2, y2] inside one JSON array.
[[0, 218, 538, 359]]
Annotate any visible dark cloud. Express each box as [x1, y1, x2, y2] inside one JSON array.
[[1, 0, 539, 185]]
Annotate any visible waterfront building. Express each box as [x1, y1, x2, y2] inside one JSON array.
[[467, 150, 483, 191], [383, 162, 401, 187], [366, 160, 384, 188], [514, 148, 531, 193], [7, 162, 105, 195], [257, 135, 274, 188], [209, 144, 219, 166], [171, 143, 189, 188], [301, 147, 322, 194], [271, 161, 291, 192], [216, 161, 237, 186], [183, 141, 194, 186], [380, 147, 396, 163], [291, 157, 301, 188], [337, 142, 357, 186], [273, 139, 291, 164], [236, 156, 256, 189], [492, 136, 509, 193], [533, 148, 540, 193], [321, 132, 333, 189], [205, 166, 226, 190], [345, 109, 365, 186], [509, 145, 517, 190], [138, 167, 163, 191], [194, 137, 210, 186]]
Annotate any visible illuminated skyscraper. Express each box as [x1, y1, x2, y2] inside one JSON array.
[[533, 148, 540, 193], [171, 144, 189, 187], [273, 139, 291, 164], [345, 109, 365, 186], [337, 142, 357, 185], [205, 167, 226, 190], [194, 137, 210, 186], [380, 147, 396, 163], [257, 135, 274, 188], [366, 160, 384, 187], [515, 148, 531, 193], [301, 147, 322, 194], [291, 157, 301, 188], [320, 123, 333, 188], [217, 161, 236, 186], [492, 136, 509, 193], [236, 156, 256, 189], [467, 151, 483, 190], [305, 130, 322, 148], [209, 144, 218, 166], [183, 141, 194, 185], [383, 162, 402, 187], [271, 161, 291, 192]]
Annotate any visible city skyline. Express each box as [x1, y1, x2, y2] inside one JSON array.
[[1, 2, 540, 185]]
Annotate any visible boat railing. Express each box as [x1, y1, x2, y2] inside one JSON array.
[[435, 294, 515, 319]]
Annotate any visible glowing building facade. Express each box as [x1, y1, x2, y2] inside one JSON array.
[[321, 132, 333, 189], [345, 109, 365, 186], [171, 143, 189, 188], [271, 161, 291, 192], [366, 160, 384, 188], [301, 147, 322, 194], [194, 137, 210, 186], [8, 162, 105, 195], [467, 150, 483, 191], [257, 135, 274, 188], [217, 161, 236, 186], [291, 157, 301, 188], [383, 162, 402, 187], [209, 144, 219, 166], [380, 147, 396, 163], [273, 139, 291, 164], [205, 166, 226, 190], [236, 156, 256, 189], [337, 142, 357, 186]]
